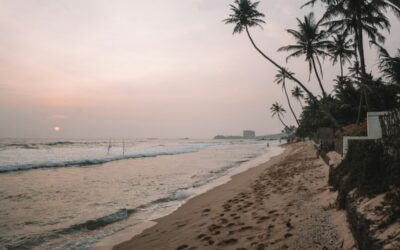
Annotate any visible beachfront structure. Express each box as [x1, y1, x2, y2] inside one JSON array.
[[343, 112, 389, 156], [243, 130, 256, 139]]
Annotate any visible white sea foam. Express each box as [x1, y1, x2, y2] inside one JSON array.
[[0, 138, 283, 249], [0, 140, 207, 172]]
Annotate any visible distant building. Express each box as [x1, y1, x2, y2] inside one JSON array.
[[243, 130, 256, 139]]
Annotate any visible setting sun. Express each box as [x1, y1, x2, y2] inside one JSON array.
[[53, 126, 61, 132]]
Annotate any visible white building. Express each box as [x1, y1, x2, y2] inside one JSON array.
[[243, 130, 256, 139], [343, 112, 388, 156]]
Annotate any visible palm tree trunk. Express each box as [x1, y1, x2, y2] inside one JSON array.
[[356, 13, 367, 76], [283, 82, 300, 126], [244, 26, 341, 130], [245, 26, 315, 100], [298, 99, 304, 109], [356, 89, 363, 124], [340, 55, 344, 78], [278, 114, 289, 130], [311, 56, 327, 98], [355, 12, 372, 112]]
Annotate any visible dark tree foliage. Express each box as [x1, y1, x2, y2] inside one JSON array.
[[296, 74, 399, 137]]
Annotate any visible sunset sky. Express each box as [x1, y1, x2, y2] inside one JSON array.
[[0, 0, 399, 138]]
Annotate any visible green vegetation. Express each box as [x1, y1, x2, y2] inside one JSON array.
[[224, 0, 400, 136], [224, 2, 400, 247], [274, 68, 300, 126], [279, 12, 330, 98], [270, 102, 289, 130]]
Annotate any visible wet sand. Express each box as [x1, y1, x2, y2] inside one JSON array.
[[113, 142, 355, 250]]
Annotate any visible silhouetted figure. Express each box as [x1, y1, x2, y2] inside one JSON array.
[[107, 140, 112, 155]]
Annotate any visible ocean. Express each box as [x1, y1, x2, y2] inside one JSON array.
[[0, 138, 284, 249]]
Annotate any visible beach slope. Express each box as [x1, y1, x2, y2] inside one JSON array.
[[114, 142, 355, 250]]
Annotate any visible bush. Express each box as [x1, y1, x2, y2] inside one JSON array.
[[329, 139, 399, 208]]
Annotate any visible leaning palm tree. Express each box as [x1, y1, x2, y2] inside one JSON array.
[[274, 68, 300, 126], [223, 1, 315, 101], [278, 12, 331, 98], [291, 86, 305, 109], [327, 32, 354, 77], [224, 0, 341, 129], [270, 102, 289, 129]]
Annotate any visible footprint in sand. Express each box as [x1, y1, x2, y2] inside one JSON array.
[[207, 224, 221, 232], [256, 243, 267, 250], [197, 234, 206, 239], [284, 232, 293, 238], [200, 236, 214, 245], [217, 238, 238, 246], [239, 226, 253, 231], [176, 244, 188, 250], [257, 216, 269, 223], [219, 218, 228, 224]]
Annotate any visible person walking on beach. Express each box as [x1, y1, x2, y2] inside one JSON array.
[[107, 140, 112, 155]]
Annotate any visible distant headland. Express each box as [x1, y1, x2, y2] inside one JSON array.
[[214, 130, 288, 140]]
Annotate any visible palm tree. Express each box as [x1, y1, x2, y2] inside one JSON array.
[[318, 0, 395, 115], [327, 32, 354, 77], [278, 12, 330, 98], [270, 102, 289, 129], [324, 3, 390, 77], [374, 43, 400, 86], [274, 68, 300, 126], [224, 0, 341, 129], [292, 86, 305, 109], [307, 0, 400, 77]]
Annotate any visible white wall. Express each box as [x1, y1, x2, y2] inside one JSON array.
[[343, 112, 389, 156]]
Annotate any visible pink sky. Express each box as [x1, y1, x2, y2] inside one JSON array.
[[0, 0, 399, 138]]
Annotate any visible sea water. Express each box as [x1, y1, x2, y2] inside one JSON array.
[[0, 138, 283, 249]]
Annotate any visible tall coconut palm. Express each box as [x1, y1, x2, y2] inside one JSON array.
[[306, 0, 400, 77], [327, 32, 354, 77], [292, 86, 305, 109], [274, 68, 300, 126], [270, 102, 289, 129], [278, 12, 331, 98], [224, 0, 341, 129], [320, 1, 392, 114], [324, 2, 391, 77]]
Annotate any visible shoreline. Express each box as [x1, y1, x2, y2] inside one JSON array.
[[111, 141, 355, 250], [91, 144, 285, 250]]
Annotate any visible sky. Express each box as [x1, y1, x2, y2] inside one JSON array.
[[0, 0, 399, 139]]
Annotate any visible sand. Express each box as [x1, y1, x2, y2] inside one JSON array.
[[113, 142, 356, 250]]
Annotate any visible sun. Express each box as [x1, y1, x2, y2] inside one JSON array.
[[53, 126, 61, 132]]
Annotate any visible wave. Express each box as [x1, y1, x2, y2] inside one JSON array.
[[0, 144, 206, 173], [1, 153, 262, 250], [2, 188, 196, 250], [3, 141, 76, 149]]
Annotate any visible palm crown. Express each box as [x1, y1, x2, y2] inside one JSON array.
[[292, 86, 305, 100], [270, 102, 286, 117], [274, 68, 294, 88], [327, 32, 355, 76], [279, 12, 330, 97], [223, 0, 265, 34]]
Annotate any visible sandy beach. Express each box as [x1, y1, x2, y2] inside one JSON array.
[[113, 142, 355, 250]]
